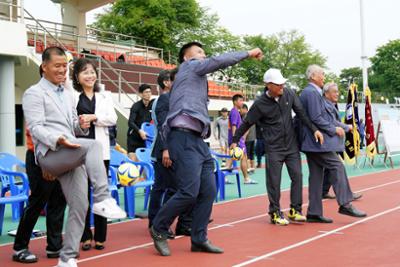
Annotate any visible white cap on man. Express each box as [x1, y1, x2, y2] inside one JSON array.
[[263, 68, 287, 85]]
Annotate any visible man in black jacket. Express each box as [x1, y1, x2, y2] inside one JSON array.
[[127, 84, 155, 160], [231, 68, 323, 226]]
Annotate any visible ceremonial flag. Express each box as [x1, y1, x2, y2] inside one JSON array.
[[344, 83, 360, 164], [364, 87, 376, 158]]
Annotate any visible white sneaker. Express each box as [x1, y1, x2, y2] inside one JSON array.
[[92, 198, 126, 219], [57, 258, 78, 267]]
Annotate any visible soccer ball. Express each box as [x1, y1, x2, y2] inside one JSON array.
[[230, 147, 244, 161], [117, 163, 141, 186]]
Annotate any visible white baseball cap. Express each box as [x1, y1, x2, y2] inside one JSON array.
[[263, 68, 287, 85]]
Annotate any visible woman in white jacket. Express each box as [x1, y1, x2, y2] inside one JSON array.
[[72, 58, 118, 251]]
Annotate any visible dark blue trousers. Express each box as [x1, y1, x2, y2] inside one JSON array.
[[152, 130, 216, 243], [148, 161, 193, 229]]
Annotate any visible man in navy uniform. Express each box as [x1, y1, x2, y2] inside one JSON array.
[[150, 42, 263, 256]]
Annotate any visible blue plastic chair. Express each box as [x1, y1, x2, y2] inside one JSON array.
[[212, 157, 221, 203], [135, 147, 152, 164], [140, 122, 155, 148], [0, 153, 29, 222], [88, 164, 121, 227], [210, 150, 242, 201], [0, 161, 29, 234], [110, 149, 154, 218], [135, 147, 154, 211]]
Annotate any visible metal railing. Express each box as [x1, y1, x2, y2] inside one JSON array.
[[0, 0, 24, 23], [86, 26, 146, 46], [1, 1, 164, 63], [0, 0, 140, 107], [1, 0, 260, 103], [25, 22, 164, 63]]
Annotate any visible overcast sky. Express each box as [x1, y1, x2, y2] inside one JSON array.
[[25, 0, 400, 74]]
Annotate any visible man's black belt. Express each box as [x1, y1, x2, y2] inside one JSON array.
[[172, 127, 202, 137]]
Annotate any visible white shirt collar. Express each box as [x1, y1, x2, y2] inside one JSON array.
[[309, 82, 322, 96]]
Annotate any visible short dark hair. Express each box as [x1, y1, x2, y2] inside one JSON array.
[[232, 94, 244, 103], [72, 58, 100, 93], [242, 104, 248, 110], [138, 83, 151, 93], [157, 70, 170, 89], [42, 46, 65, 63], [39, 65, 43, 77], [178, 42, 203, 64], [170, 67, 178, 82]]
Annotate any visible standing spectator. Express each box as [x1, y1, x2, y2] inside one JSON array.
[[213, 107, 229, 165], [127, 84, 155, 160], [72, 58, 118, 251], [12, 129, 66, 263], [228, 94, 257, 184], [231, 68, 323, 225], [241, 104, 256, 173], [299, 65, 366, 223], [321, 82, 362, 201]]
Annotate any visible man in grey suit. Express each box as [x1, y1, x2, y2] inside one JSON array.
[[298, 64, 366, 223], [22, 47, 126, 267], [322, 82, 362, 201]]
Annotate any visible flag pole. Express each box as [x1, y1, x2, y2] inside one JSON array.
[[360, 0, 368, 97]]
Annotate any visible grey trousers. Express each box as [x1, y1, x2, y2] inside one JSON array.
[[265, 150, 303, 214], [305, 152, 353, 216], [37, 138, 110, 261]]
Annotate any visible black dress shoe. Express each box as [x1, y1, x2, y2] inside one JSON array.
[[352, 192, 363, 201], [13, 249, 38, 263], [150, 226, 171, 256], [339, 204, 367, 217], [306, 214, 333, 223], [95, 243, 105, 250], [191, 240, 224, 254], [81, 241, 92, 251], [175, 226, 191, 236], [322, 193, 336, 199]]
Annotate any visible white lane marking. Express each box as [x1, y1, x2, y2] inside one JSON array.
[[2, 168, 397, 247], [73, 178, 400, 264], [232, 206, 400, 267]]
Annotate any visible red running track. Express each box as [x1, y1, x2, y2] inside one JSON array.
[[1, 168, 400, 267]]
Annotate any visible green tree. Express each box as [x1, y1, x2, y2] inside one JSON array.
[[339, 67, 363, 89], [370, 39, 400, 95], [237, 30, 326, 89], [92, 0, 202, 57]]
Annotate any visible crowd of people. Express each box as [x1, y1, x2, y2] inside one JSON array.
[[12, 42, 367, 266]]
